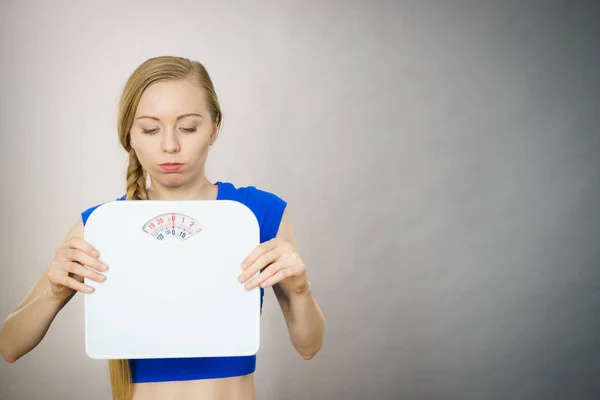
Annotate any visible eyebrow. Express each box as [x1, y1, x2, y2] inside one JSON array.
[[135, 113, 203, 121]]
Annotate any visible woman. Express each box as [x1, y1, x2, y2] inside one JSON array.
[[0, 56, 325, 400]]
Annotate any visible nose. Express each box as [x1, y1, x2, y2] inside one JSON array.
[[161, 128, 180, 153]]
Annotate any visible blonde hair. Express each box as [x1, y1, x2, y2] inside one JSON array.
[[111, 55, 223, 399]]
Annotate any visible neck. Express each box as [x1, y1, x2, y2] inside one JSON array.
[[146, 177, 218, 201]]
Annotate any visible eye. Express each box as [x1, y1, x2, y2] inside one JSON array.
[[181, 127, 197, 133], [142, 128, 158, 135]]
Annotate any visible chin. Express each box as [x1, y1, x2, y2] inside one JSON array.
[[159, 174, 187, 187]]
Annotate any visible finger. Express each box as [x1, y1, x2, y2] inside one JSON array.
[[241, 238, 283, 269], [64, 261, 106, 283], [238, 245, 287, 283], [63, 275, 96, 293], [48, 269, 94, 293], [59, 247, 108, 273], [62, 237, 100, 257], [260, 265, 304, 289], [258, 252, 303, 289], [244, 259, 287, 290]]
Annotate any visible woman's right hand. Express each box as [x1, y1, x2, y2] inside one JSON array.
[[47, 237, 109, 300]]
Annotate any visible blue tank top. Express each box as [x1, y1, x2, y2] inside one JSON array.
[[80, 181, 287, 383]]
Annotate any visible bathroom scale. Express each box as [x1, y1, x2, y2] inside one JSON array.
[[82, 199, 261, 360]]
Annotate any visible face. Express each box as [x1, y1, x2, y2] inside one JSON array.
[[129, 78, 217, 188]]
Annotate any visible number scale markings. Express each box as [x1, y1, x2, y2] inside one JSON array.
[[142, 213, 203, 241]]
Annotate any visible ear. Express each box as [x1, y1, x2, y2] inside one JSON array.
[[129, 133, 137, 150], [210, 125, 219, 146]]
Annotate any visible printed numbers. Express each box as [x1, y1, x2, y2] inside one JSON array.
[[143, 213, 201, 242]]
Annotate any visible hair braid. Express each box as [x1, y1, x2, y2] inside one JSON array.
[[125, 149, 148, 201]]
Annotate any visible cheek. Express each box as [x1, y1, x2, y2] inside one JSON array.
[[183, 136, 210, 155], [130, 133, 143, 152], [132, 134, 151, 151], [132, 143, 155, 166]]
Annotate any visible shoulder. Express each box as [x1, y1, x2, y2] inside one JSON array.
[[81, 194, 127, 226], [218, 181, 286, 208], [246, 186, 287, 211], [220, 181, 288, 242]]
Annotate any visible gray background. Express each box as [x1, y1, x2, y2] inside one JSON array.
[[1, 0, 599, 399]]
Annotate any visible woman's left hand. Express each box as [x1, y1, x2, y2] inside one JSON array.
[[238, 238, 310, 295]]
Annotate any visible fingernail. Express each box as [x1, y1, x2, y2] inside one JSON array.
[[87, 286, 94, 293], [93, 250, 100, 257], [238, 275, 244, 283], [241, 263, 247, 269]]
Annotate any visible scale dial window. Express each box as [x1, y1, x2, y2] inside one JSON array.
[[142, 213, 203, 241]]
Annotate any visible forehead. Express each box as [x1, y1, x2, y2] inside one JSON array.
[[134, 79, 207, 120]]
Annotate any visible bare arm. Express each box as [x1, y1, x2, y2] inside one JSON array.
[[0, 217, 106, 363], [272, 211, 325, 359], [229, 208, 327, 360], [0, 287, 70, 363]]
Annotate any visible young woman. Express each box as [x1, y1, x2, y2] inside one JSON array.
[[0, 56, 325, 400]]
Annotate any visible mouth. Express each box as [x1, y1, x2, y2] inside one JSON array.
[[159, 163, 184, 172]]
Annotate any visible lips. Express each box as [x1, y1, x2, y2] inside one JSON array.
[[159, 163, 184, 172]]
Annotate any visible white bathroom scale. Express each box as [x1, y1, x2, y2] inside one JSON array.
[[83, 199, 261, 360]]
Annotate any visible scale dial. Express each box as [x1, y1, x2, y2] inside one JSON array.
[[142, 213, 203, 241]]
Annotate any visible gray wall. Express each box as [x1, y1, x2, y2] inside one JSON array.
[[1, 1, 599, 399]]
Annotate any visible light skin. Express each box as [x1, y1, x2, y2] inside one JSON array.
[[0, 77, 324, 399], [129, 79, 218, 201]]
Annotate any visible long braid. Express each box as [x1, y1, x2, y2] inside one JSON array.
[[108, 360, 132, 400], [125, 149, 148, 201], [107, 150, 145, 400]]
